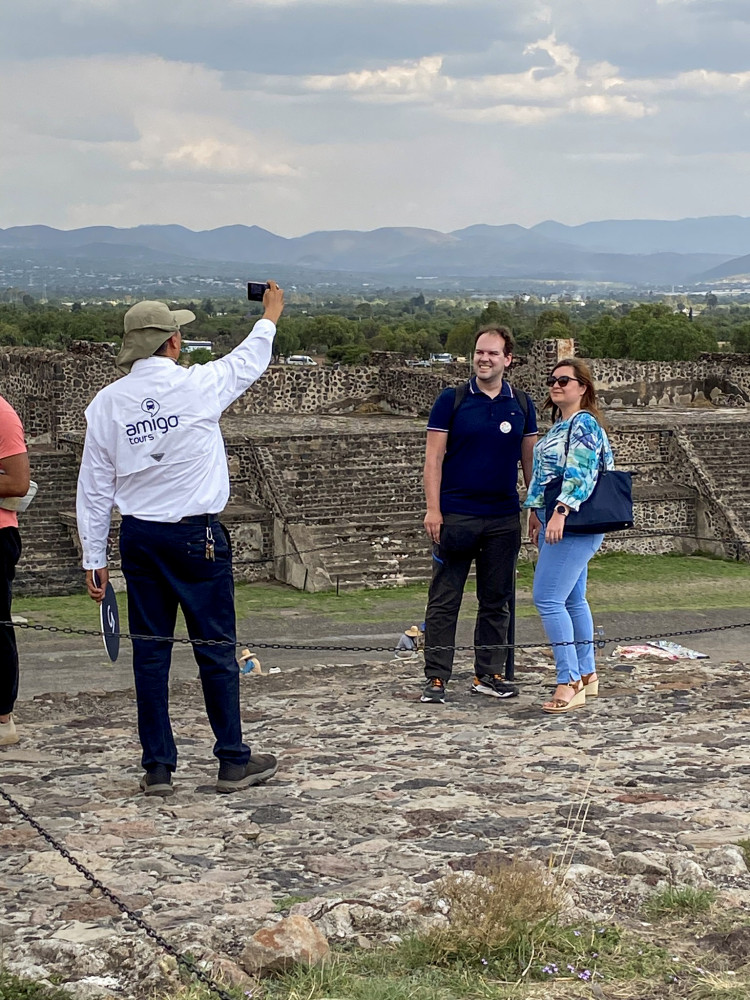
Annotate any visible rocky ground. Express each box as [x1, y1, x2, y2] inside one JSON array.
[[1, 645, 750, 999]]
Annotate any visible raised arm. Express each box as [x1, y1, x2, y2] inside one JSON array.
[[208, 281, 285, 409]]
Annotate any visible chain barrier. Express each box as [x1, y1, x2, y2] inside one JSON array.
[[6, 617, 750, 653], [5, 606, 750, 995], [0, 786, 237, 1000], [225, 530, 750, 567]]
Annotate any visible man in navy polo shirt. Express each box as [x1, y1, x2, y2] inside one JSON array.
[[421, 325, 537, 703]]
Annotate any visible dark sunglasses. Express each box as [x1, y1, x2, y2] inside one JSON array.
[[546, 375, 582, 388]]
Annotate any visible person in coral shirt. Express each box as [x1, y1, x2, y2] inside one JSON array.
[[0, 396, 31, 747]]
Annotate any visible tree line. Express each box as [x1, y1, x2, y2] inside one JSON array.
[[0, 291, 748, 363]]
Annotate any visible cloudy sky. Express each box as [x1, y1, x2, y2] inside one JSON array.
[[2, 0, 749, 235]]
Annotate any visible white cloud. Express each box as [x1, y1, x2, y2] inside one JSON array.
[[161, 140, 299, 177], [3, 55, 300, 183], [636, 68, 750, 97], [299, 34, 653, 120], [306, 56, 446, 101], [2, 2, 750, 232]]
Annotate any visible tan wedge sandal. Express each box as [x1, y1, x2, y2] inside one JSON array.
[[581, 672, 599, 697], [542, 680, 586, 714]]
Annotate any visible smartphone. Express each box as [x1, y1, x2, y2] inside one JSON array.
[[247, 282, 270, 301]]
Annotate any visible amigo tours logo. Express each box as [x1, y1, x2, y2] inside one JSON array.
[[126, 398, 180, 444]]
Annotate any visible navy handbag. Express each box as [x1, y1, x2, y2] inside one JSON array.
[[543, 416, 634, 534]]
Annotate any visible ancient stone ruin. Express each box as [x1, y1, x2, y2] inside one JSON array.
[[5, 338, 750, 596]]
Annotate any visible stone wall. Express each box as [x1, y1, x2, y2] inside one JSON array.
[[7, 340, 750, 446], [17, 447, 82, 595], [0, 341, 118, 444], [7, 339, 750, 594]]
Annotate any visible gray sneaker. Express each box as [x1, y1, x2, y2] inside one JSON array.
[[216, 753, 278, 793], [139, 764, 174, 797], [0, 715, 18, 746]]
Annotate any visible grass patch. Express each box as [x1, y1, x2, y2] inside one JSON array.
[[0, 970, 72, 1000], [274, 894, 310, 912], [425, 860, 562, 972], [642, 886, 717, 920], [13, 553, 750, 635], [582, 552, 750, 613], [259, 925, 675, 1000], [687, 974, 750, 1000], [14, 590, 129, 632]]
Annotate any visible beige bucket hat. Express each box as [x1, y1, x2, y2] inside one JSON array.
[[116, 300, 196, 374]]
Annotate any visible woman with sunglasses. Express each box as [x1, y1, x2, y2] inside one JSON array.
[[524, 358, 614, 713]]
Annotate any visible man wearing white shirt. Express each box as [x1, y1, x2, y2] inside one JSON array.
[[77, 284, 284, 796]]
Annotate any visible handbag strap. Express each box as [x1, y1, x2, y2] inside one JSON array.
[[560, 412, 606, 472]]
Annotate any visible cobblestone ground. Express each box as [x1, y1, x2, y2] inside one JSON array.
[[1, 636, 750, 997]]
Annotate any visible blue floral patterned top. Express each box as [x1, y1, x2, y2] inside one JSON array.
[[524, 411, 615, 511]]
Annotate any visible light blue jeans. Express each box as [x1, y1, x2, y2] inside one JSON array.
[[532, 510, 604, 684]]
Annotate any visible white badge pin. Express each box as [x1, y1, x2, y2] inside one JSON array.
[[499, 421, 512, 434]]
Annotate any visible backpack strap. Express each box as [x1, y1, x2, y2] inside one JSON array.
[[448, 381, 470, 431], [513, 386, 529, 423], [447, 381, 530, 436]]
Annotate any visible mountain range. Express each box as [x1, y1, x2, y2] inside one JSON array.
[[2, 216, 750, 285]]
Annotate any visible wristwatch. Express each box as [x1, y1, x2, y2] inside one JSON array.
[[554, 504, 569, 517]]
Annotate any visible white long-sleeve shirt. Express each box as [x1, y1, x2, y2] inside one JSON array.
[[76, 318, 275, 569]]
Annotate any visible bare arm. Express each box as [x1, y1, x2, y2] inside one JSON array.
[[423, 430, 447, 543], [261, 281, 284, 325], [0, 452, 31, 498], [520, 435, 536, 488]]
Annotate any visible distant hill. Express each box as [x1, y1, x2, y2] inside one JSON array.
[[531, 216, 750, 257], [697, 253, 750, 281], [0, 217, 746, 285]]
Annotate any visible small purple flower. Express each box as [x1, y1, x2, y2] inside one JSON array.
[[574, 930, 581, 937], [578, 970, 592, 981], [481, 958, 488, 966], [567, 964, 576, 973], [592, 952, 599, 958]]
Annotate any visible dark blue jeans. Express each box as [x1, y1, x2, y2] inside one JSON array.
[[424, 512, 521, 682], [119, 515, 250, 772], [0, 527, 21, 716]]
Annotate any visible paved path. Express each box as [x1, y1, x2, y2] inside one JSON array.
[[2, 604, 749, 997], [14, 604, 750, 699]]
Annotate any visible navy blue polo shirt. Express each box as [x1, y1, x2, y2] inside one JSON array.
[[427, 377, 538, 517]]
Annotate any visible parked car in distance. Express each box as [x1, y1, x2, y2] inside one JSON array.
[[429, 352, 453, 364], [406, 359, 432, 368], [286, 355, 318, 366]]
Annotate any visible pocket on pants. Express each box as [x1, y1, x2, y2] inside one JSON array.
[[439, 519, 477, 558]]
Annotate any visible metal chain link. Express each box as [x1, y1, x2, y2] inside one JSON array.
[[0, 786, 237, 1000], [4, 612, 750, 994], [5, 617, 750, 653], [178, 530, 750, 567]]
